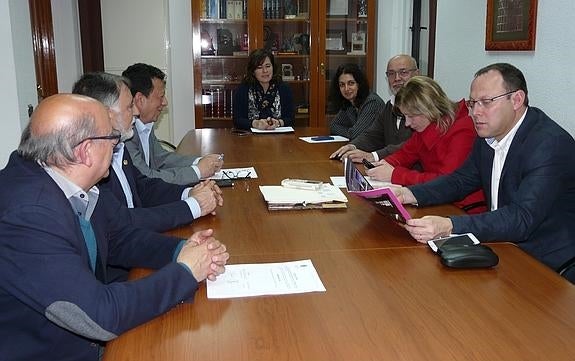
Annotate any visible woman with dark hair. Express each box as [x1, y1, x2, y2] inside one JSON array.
[[233, 48, 294, 130], [329, 63, 385, 140]]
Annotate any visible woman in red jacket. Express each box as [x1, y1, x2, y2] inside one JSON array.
[[366, 76, 486, 213]]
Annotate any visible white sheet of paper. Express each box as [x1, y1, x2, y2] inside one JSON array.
[[330, 176, 347, 188], [209, 167, 258, 180], [299, 136, 349, 143], [207, 259, 326, 299], [251, 126, 295, 134]]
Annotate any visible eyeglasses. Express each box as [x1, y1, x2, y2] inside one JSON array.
[[75, 129, 122, 147], [465, 90, 518, 110], [385, 68, 417, 78], [222, 170, 252, 180]]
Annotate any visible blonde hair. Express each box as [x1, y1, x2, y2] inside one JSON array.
[[394, 76, 456, 134]]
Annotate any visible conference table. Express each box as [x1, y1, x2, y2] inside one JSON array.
[[103, 128, 575, 361]]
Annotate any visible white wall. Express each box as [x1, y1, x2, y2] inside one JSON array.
[[51, 0, 83, 92], [101, 0, 174, 143], [376, 0, 412, 97], [434, 0, 575, 135], [166, 0, 195, 144], [1, 0, 32, 166]]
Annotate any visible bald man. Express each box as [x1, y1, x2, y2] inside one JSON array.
[[330, 54, 417, 162], [0, 94, 229, 361]]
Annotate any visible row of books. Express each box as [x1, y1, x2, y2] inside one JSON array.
[[201, 0, 247, 20], [203, 88, 234, 118], [264, 0, 298, 19]]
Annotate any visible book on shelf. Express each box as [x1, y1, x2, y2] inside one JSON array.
[[207, 0, 219, 19], [234, 0, 243, 19]]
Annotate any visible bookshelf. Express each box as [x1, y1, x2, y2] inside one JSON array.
[[192, 0, 377, 128]]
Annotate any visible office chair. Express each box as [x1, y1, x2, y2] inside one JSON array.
[[158, 139, 176, 151]]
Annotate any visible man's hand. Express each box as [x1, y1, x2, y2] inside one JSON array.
[[177, 229, 230, 281], [366, 160, 394, 181], [197, 154, 224, 178], [403, 216, 453, 243], [189, 180, 223, 216], [346, 149, 374, 163], [390, 186, 418, 205]]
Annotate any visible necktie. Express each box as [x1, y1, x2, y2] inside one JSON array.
[[78, 216, 97, 273]]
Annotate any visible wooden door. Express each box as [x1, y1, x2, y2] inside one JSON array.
[[28, 0, 58, 102]]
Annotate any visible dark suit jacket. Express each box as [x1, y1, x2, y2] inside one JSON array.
[[351, 100, 412, 156], [99, 147, 195, 233], [0, 152, 197, 361], [410, 107, 575, 271]]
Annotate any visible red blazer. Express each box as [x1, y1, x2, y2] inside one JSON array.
[[385, 100, 486, 213]]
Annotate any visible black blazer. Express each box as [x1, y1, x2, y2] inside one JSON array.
[[411, 107, 575, 271], [98, 147, 195, 232]]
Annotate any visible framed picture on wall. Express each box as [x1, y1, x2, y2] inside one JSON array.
[[485, 0, 538, 50]]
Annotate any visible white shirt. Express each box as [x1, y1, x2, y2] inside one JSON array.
[[134, 117, 154, 166], [133, 117, 202, 178], [111, 143, 135, 208], [487, 108, 527, 210]]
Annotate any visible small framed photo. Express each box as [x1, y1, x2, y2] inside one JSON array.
[[326, 32, 345, 51], [328, 0, 348, 16], [348, 32, 366, 54]]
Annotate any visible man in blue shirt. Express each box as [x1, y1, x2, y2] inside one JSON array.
[[0, 94, 229, 360]]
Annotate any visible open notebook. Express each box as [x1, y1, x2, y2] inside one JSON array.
[[344, 158, 411, 223]]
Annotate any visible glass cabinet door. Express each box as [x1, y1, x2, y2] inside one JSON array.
[[321, 0, 373, 120], [262, 0, 311, 126], [197, 0, 250, 127]]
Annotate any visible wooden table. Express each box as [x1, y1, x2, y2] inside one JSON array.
[[104, 128, 575, 361]]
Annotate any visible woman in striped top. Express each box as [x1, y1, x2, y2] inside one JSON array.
[[329, 63, 385, 140]]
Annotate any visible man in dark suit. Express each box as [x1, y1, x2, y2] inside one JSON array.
[[393, 63, 575, 282], [0, 94, 229, 360], [72, 72, 223, 233]]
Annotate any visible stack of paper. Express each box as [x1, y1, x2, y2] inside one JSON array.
[[259, 184, 348, 210]]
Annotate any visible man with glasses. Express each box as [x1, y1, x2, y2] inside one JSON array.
[[72, 73, 223, 235], [392, 63, 575, 283], [330, 54, 416, 161], [0, 94, 229, 360]]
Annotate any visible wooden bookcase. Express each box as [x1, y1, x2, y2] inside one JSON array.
[[192, 0, 377, 128]]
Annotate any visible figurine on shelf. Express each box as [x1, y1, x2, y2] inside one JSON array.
[[358, 0, 368, 17], [200, 30, 216, 56]]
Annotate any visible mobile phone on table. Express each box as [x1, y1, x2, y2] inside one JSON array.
[[362, 158, 375, 169], [311, 136, 334, 141], [215, 179, 234, 187]]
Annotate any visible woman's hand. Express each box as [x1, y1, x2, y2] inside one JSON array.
[[252, 118, 282, 130]]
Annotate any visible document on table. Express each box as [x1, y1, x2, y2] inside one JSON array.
[[207, 259, 326, 299], [209, 167, 258, 179], [299, 135, 349, 143], [251, 126, 295, 133]]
